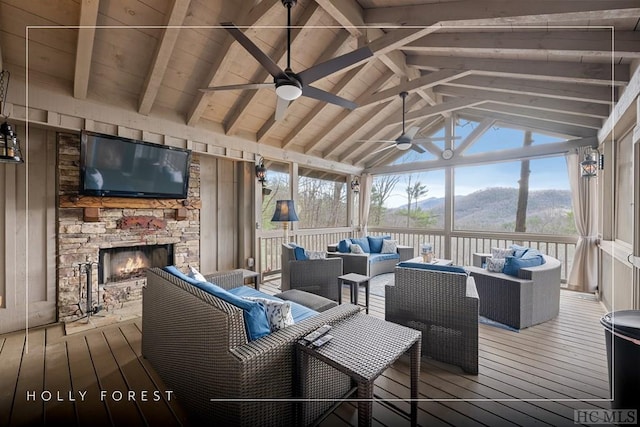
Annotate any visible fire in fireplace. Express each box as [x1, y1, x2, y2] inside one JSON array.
[[99, 244, 173, 284]]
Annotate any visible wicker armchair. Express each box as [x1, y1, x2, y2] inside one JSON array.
[[281, 243, 342, 301], [385, 265, 479, 374], [142, 267, 360, 426]]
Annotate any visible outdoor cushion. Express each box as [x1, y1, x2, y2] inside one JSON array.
[[337, 239, 352, 253], [242, 296, 294, 331], [163, 266, 271, 340], [503, 255, 545, 277], [398, 261, 468, 275], [491, 247, 515, 259], [521, 248, 543, 259], [381, 239, 398, 254], [487, 257, 506, 273], [367, 236, 389, 253], [229, 286, 318, 322], [509, 244, 529, 258], [349, 243, 365, 254], [350, 237, 371, 253], [369, 253, 400, 263], [188, 265, 207, 282], [289, 243, 308, 260]]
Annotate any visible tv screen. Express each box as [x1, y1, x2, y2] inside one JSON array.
[[79, 130, 192, 199]]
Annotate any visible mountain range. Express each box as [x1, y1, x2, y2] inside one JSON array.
[[383, 187, 576, 234]]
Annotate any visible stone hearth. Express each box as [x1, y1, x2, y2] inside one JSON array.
[[57, 133, 200, 323]]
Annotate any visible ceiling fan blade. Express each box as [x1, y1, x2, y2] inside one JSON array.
[[221, 22, 284, 78], [302, 85, 357, 110], [369, 144, 395, 156], [298, 46, 373, 85], [406, 126, 420, 139], [414, 135, 462, 141], [355, 139, 397, 143], [410, 144, 426, 154], [200, 82, 272, 92], [275, 96, 289, 121]]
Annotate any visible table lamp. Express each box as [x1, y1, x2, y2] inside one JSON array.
[[271, 200, 299, 242]]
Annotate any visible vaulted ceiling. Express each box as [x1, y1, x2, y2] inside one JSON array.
[[1, 0, 638, 171]]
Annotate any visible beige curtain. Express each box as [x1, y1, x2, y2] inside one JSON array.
[[359, 173, 373, 237], [566, 147, 598, 292]]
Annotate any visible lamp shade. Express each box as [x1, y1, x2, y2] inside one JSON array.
[[271, 200, 299, 222]]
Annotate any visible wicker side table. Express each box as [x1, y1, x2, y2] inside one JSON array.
[[297, 314, 421, 427]]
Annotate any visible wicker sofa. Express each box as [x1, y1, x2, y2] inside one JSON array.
[[142, 267, 360, 426], [465, 254, 562, 329], [327, 238, 414, 278], [385, 263, 479, 374]]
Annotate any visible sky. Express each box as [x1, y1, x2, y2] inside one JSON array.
[[383, 121, 572, 208]]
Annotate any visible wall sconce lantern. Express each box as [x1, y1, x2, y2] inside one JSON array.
[[350, 177, 360, 194], [0, 70, 24, 164], [580, 148, 603, 178], [255, 157, 267, 185]]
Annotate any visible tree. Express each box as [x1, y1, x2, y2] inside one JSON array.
[[404, 174, 428, 227], [515, 130, 533, 233], [370, 175, 399, 225]]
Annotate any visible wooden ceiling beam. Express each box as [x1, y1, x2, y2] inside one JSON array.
[[365, 136, 598, 176], [323, 99, 400, 158], [73, 0, 100, 99], [455, 118, 495, 155], [301, 68, 396, 154], [435, 86, 610, 118], [474, 103, 603, 130], [138, 0, 191, 115], [314, 0, 364, 38], [403, 31, 640, 59], [464, 108, 598, 138], [224, 2, 321, 135], [363, 1, 640, 26], [186, 0, 280, 126], [407, 55, 629, 86], [359, 69, 470, 109], [441, 75, 613, 105]]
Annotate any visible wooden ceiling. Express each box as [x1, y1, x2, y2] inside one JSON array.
[[1, 0, 639, 171]]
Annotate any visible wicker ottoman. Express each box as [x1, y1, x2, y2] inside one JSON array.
[[275, 289, 338, 312]]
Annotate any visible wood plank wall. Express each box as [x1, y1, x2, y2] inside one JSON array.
[[0, 126, 56, 334], [199, 155, 240, 274]]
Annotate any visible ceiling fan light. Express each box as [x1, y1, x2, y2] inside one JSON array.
[[275, 82, 302, 100], [397, 141, 411, 151]]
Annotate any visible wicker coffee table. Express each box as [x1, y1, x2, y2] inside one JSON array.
[[297, 313, 421, 427]]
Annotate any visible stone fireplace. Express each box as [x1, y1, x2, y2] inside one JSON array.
[[56, 133, 201, 323], [99, 244, 174, 284]]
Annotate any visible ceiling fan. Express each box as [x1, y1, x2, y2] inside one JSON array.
[[200, 0, 373, 120], [367, 92, 460, 156]]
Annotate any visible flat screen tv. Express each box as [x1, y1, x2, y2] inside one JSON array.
[[79, 130, 192, 199]]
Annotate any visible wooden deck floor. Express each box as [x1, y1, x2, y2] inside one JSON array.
[[0, 280, 610, 426]]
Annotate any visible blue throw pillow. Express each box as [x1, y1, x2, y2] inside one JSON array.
[[397, 262, 468, 275], [293, 245, 308, 260], [337, 239, 352, 253], [502, 255, 545, 277], [163, 266, 270, 340], [367, 236, 387, 253], [350, 237, 371, 253], [521, 248, 543, 259], [509, 244, 529, 258]]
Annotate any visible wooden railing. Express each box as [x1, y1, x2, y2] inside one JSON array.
[[258, 228, 354, 278], [259, 227, 578, 282]]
